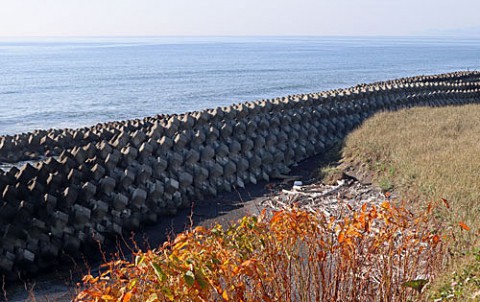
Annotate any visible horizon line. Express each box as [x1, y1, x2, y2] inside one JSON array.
[[0, 34, 478, 40]]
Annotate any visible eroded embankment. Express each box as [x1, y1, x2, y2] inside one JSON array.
[[0, 71, 479, 279]]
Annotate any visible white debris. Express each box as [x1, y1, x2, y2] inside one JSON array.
[[262, 179, 385, 219]]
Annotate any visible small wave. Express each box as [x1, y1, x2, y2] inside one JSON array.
[[0, 91, 20, 95]]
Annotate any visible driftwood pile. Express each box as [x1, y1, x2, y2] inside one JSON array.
[[262, 179, 385, 216]]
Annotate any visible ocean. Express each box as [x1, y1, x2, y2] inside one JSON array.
[[0, 36, 479, 135]]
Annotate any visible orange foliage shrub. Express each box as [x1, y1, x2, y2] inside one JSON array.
[[75, 201, 444, 302]]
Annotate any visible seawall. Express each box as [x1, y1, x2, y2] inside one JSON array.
[[1, 71, 480, 279]]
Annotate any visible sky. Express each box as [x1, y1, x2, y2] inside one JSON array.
[[0, 0, 479, 37]]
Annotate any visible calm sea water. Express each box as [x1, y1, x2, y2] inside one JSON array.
[[0, 36, 479, 135]]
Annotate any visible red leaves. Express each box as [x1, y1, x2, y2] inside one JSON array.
[[381, 201, 391, 210], [75, 201, 445, 302], [270, 211, 283, 225], [121, 291, 132, 302], [459, 221, 471, 231], [441, 198, 450, 209], [236, 259, 258, 277]]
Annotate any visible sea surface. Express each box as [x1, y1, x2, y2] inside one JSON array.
[[0, 36, 479, 135]]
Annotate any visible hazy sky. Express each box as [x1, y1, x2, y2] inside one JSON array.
[[0, 0, 479, 37]]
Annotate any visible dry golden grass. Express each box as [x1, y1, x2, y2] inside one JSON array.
[[343, 104, 480, 225], [342, 104, 480, 300]]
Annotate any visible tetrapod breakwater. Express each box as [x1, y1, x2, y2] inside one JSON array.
[[1, 71, 480, 279]]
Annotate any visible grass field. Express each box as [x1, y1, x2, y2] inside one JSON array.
[[341, 103, 480, 300]]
